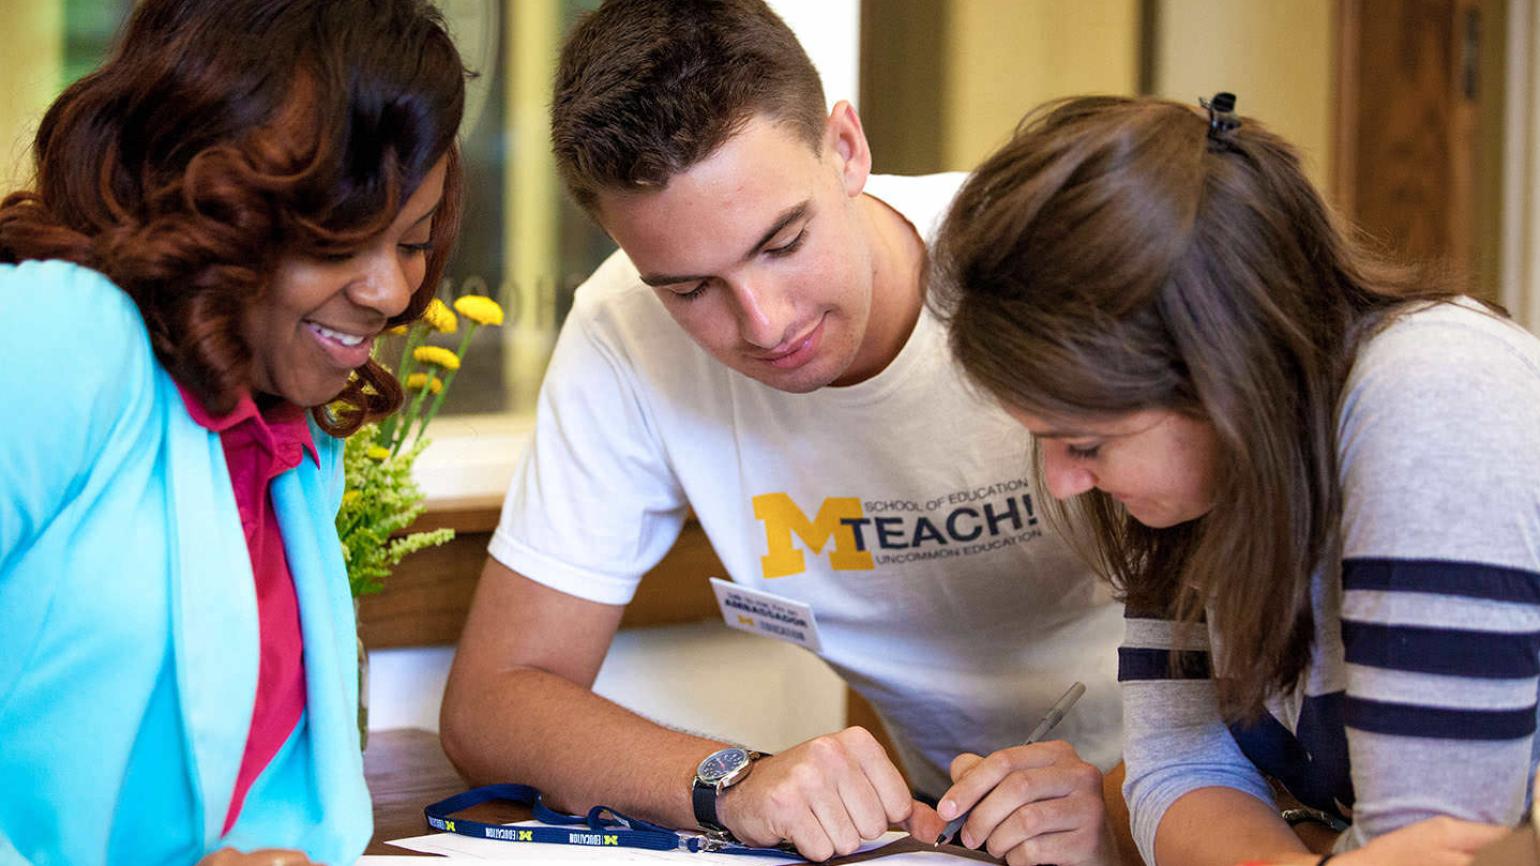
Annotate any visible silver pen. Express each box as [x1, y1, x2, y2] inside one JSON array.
[[934, 681, 1088, 846]]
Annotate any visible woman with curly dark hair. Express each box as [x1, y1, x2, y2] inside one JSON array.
[[934, 95, 1528, 866], [0, 1, 465, 863]]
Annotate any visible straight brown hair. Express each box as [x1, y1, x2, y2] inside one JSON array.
[[934, 95, 1469, 719]]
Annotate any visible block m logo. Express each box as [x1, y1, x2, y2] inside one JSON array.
[[752, 493, 874, 578]]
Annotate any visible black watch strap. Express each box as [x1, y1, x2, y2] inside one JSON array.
[[691, 749, 769, 837], [691, 777, 728, 834]]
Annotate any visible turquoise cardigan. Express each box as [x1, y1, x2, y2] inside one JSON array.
[[0, 261, 371, 865]]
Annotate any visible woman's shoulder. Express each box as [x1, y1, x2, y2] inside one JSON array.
[[2, 259, 149, 345], [1355, 299, 1540, 382], [1337, 299, 1540, 568], [1, 259, 159, 409]]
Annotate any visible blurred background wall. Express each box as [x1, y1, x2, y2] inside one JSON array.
[[0, 3, 62, 193], [4, 0, 1531, 345], [860, 0, 1514, 306]]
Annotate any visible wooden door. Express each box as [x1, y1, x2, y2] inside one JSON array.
[[1335, 0, 1502, 297]]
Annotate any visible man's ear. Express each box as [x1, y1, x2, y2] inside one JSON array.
[[824, 100, 871, 199]]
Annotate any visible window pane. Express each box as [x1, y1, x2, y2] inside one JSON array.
[[62, 0, 132, 82], [411, 0, 616, 419]]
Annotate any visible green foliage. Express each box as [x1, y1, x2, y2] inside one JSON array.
[[337, 294, 504, 599], [336, 424, 454, 597]]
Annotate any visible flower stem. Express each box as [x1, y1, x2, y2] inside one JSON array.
[[380, 324, 428, 446], [392, 374, 437, 456], [397, 323, 427, 382], [338, 507, 370, 543], [411, 323, 479, 446]]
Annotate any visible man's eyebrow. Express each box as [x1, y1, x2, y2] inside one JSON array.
[[746, 200, 810, 258], [637, 200, 811, 288]]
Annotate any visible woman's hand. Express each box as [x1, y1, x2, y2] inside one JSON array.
[[1238, 815, 1510, 866], [938, 740, 1118, 866], [1339, 817, 1508, 866], [197, 849, 317, 866]]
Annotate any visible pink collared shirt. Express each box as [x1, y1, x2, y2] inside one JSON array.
[[176, 382, 317, 835]]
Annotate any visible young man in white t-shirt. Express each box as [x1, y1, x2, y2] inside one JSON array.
[[441, 2, 1126, 863]]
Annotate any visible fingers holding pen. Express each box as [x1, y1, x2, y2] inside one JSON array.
[[982, 787, 1107, 865], [939, 740, 1114, 866], [939, 741, 1070, 834]]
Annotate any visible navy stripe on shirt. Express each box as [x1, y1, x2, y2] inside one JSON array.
[[1118, 646, 1212, 681], [1344, 557, 1540, 604], [1229, 692, 1354, 817], [1345, 695, 1538, 740], [1341, 620, 1540, 678]]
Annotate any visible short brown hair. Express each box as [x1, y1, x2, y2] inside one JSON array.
[[935, 96, 1465, 720], [0, 0, 467, 436], [551, 0, 826, 211]]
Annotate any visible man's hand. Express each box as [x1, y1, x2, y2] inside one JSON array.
[[714, 727, 915, 861], [938, 740, 1116, 866], [197, 849, 315, 866], [904, 799, 947, 848]]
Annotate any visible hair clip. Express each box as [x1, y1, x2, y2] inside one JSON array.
[[1199, 91, 1241, 141]]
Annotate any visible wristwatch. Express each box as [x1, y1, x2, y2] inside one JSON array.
[[691, 746, 765, 837]]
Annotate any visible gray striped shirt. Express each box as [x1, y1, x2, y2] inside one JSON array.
[[1120, 300, 1540, 864]]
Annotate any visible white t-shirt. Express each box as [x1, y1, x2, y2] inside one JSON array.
[[491, 173, 1124, 797]]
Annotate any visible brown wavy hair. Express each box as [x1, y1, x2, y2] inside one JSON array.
[[551, 0, 827, 212], [934, 95, 1471, 720], [0, 0, 467, 435]]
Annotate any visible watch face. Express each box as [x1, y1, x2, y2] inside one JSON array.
[[696, 747, 751, 784]]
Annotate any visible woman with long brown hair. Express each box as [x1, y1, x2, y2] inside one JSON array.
[[0, 1, 464, 863], [933, 94, 1533, 866]]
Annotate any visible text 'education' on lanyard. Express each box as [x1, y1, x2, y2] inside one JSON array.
[[425, 783, 800, 858]]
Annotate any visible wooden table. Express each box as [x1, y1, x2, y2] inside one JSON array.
[[363, 728, 990, 862], [364, 728, 470, 854]]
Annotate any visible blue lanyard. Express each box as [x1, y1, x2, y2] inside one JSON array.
[[424, 784, 801, 858]]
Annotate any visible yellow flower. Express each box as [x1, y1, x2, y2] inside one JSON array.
[[406, 372, 443, 394], [343, 489, 362, 505], [422, 298, 458, 334], [387, 324, 409, 335], [412, 345, 461, 370], [453, 295, 504, 327], [366, 445, 391, 461]]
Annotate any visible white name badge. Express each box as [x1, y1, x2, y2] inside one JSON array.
[[709, 577, 823, 652]]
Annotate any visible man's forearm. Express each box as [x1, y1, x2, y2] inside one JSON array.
[[440, 665, 727, 830]]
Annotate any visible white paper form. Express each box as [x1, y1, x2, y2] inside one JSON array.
[[359, 859, 482, 865], [845, 852, 983, 864]]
